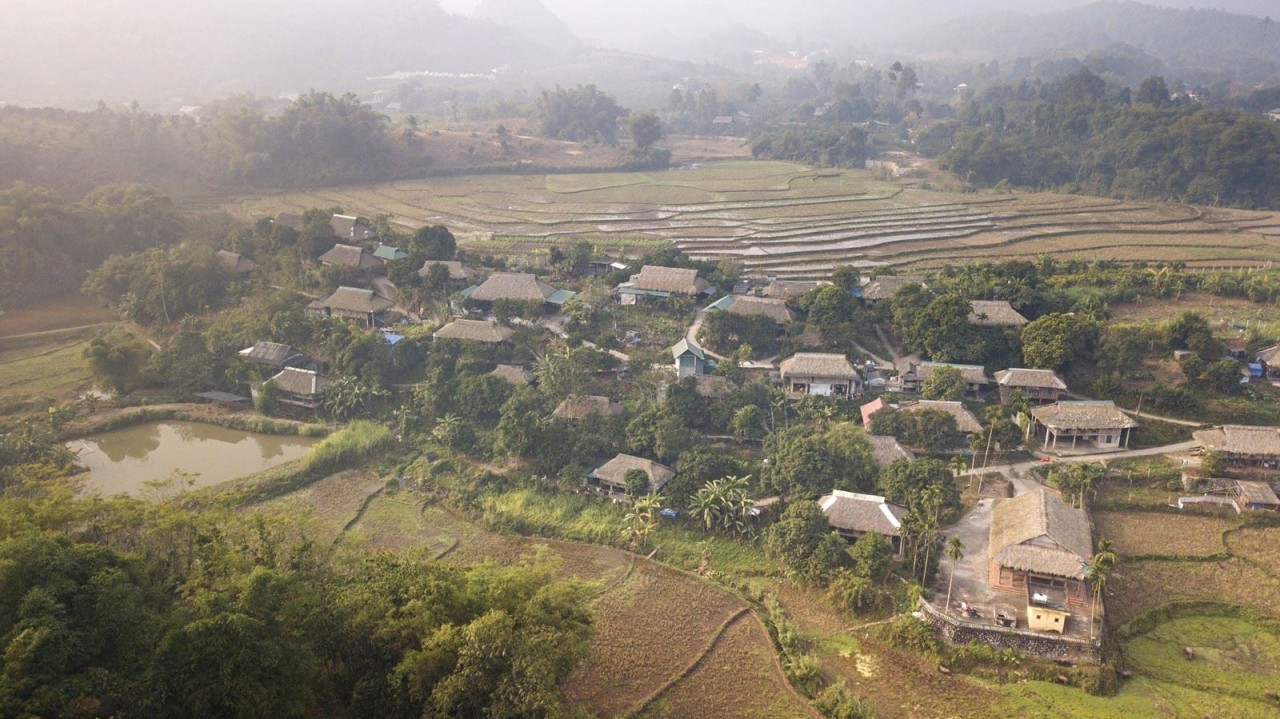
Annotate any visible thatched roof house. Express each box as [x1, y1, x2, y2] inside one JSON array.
[[619, 265, 711, 298], [818, 490, 907, 554], [989, 490, 1091, 582], [968, 300, 1029, 327], [1031, 401, 1137, 451], [237, 341, 316, 371], [267, 367, 335, 409], [994, 368, 1068, 404], [762, 280, 822, 300], [307, 286, 396, 327], [432, 319, 513, 343], [859, 275, 925, 302], [588, 454, 674, 494], [780, 353, 861, 399], [318, 243, 381, 270], [1193, 425, 1280, 465], [553, 395, 626, 420], [896, 361, 988, 398], [898, 399, 983, 434], [865, 434, 914, 468], [490, 364, 535, 385], [330, 214, 376, 242], [418, 260, 472, 281], [704, 294, 797, 324], [217, 249, 258, 274], [468, 272, 574, 305]]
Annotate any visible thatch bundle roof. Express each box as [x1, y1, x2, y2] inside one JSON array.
[[818, 490, 906, 537], [469, 272, 558, 302], [553, 395, 626, 420], [1031, 401, 1137, 431], [589, 454, 674, 491], [217, 249, 258, 274], [1193, 425, 1280, 457], [915, 362, 989, 386], [269, 367, 334, 397], [968, 300, 1029, 327], [238, 341, 305, 368], [899, 400, 983, 433], [859, 275, 925, 301], [762, 280, 822, 300], [628, 265, 710, 295], [779, 353, 857, 380], [865, 435, 914, 468], [723, 295, 797, 324], [490, 364, 534, 385], [319, 287, 396, 314], [994, 368, 1068, 390], [418, 260, 471, 281], [989, 490, 1091, 580], [318, 243, 380, 270], [432, 319, 513, 343]]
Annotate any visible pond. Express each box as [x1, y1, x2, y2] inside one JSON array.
[[69, 421, 319, 496]]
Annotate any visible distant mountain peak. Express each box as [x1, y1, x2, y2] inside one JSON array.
[[473, 0, 579, 47]]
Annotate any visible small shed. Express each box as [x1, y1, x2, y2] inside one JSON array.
[[553, 395, 626, 421], [1234, 480, 1280, 511], [671, 338, 715, 378]]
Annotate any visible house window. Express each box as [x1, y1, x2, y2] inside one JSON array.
[[791, 383, 808, 394]]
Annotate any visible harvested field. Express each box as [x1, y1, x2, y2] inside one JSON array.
[[1093, 511, 1234, 557], [1224, 526, 1280, 576], [1107, 559, 1280, 627], [635, 614, 815, 719], [256, 470, 385, 544], [225, 163, 1280, 277], [0, 292, 118, 337], [564, 562, 747, 718]]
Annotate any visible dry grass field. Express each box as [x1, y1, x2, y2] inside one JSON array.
[[254, 470, 385, 544], [227, 162, 1280, 278], [1093, 511, 1235, 557]]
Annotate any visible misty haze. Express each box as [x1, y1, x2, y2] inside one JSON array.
[[2, 1, 1280, 718]]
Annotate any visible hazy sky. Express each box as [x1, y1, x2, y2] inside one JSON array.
[[442, 0, 1276, 49]]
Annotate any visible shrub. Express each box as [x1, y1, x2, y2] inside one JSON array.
[[883, 615, 938, 655]]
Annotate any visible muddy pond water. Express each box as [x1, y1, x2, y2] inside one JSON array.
[[69, 421, 319, 496]]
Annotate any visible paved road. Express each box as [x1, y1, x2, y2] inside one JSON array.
[[970, 440, 1202, 476]]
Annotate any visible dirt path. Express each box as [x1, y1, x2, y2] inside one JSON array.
[[971, 440, 1202, 476]]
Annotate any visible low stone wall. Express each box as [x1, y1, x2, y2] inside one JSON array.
[[918, 599, 1101, 663]]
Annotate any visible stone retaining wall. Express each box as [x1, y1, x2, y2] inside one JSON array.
[[918, 599, 1101, 663]]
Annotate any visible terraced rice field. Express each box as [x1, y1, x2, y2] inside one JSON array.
[[229, 161, 1280, 278]]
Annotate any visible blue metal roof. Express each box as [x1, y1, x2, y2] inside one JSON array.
[[546, 289, 577, 305]]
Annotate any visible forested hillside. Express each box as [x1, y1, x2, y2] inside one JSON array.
[[937, 69, 1280, 209], [0, 92, 425, 197]]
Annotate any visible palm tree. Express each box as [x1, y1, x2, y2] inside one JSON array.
[[621, 491, 665, 550], [944, 536, 965, 614], [1085, 562, 1109, 642], [690, 486, 721, 531]]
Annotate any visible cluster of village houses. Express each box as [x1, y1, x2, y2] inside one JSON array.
[[222, 212, 1280, 651]]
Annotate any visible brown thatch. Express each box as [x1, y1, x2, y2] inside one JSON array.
[[762, 280, 822, 300], [1031, 401, 1137, 431], [859, 274, 925, 301], [727, 295, 796, 324], [217, 249, 258, 274], [275, 212, 305, 231], [589, 454, 674, 491], [553, 395, 626, 420], [1256, 344, 1280, 365], [269, 367, 334, 397], [238, 341, 305, 369], [994, 368, 1068, 390], [989, 490, 1091, 580], [330, 214, 375, 241], [628, 265, 710, 295], [865, 434, 914, 468], [490, 364, 534, 385], [432, 319, 513, 343], [818, 490, 906, 537], [898, 400, 983, 433], [968, 300, 1028, 327], [469, 272, 558, 302], [418, 260, 471, 281], [779, 353, 857, 380], [319, 286, 396, 314], [319, 243, 380, 270], [916, 362, 989, 386], [1194, 425, 1280, 457]]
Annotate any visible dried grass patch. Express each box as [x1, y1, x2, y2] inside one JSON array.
[[1093, 512, 1234, 557], [1108, 559, 1280, 628]]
